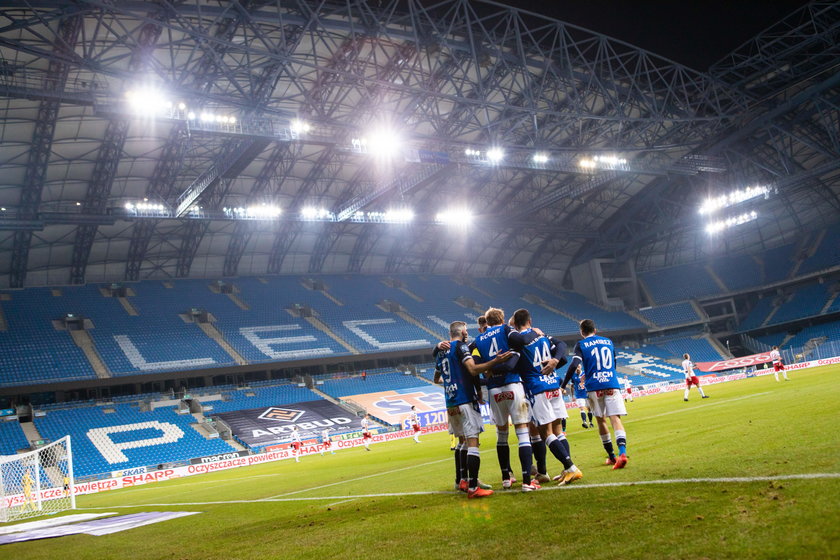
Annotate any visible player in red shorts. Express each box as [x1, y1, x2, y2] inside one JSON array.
[[682, 353, 709, 401], [361, 414, 372, 451], [408, 405, 422, 443], [320, 428, 335, 455], [290, 425, 302, 462], [770, 346, 789, 382]]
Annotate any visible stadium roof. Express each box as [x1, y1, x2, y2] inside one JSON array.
[[0, 0, 837, 288]]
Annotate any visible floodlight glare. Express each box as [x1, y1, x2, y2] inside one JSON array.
[[532, 152, 549, 164], [178, 102, 186, 111], [436, 208, 473, 226], [698, 185, 769, 215], [360, 128, 402, 158], [705, 210, 758, 235], [383, 209, 414, 223], [187, 112, 196, 120], [301, 207, 332, 220], [486, 148, 504, 163], [290, 119, 311, 134], [578, 158, 596, 168], [125, 88, 169, 116]]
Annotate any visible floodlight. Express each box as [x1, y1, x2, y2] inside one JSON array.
[[187, 112, 196, 120], [698, 186, 769, 215], [178, 102, 187, 111], [301, 207, 332, 220], [705, 211, 758, 235], [383, 209, 414, 223], [290, 119, 311, 134], [486, 148, 504, 163], [532, 152, 549, 164], [125, 88, 169, 116], [436, 208, 473, 226], [578, 158, 596, 168], [362, 128, 402, 158]]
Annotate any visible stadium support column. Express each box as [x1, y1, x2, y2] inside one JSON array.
[[9, 14, 82, 288]]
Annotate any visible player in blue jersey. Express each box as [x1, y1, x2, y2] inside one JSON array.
[[570, 365, 593, 429], [509, 309, 583, 485], [473, 307, 539, 491], [434, 320, 513, 498], [562, 319, 628, 469]]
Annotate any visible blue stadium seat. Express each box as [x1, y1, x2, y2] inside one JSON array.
[[640, 265, 721, 304], [638, 302, 701, 327]]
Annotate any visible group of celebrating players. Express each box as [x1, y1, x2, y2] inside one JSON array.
[[433, 308, 629, 499]]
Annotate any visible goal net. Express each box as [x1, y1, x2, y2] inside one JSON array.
[[0, 435, 75, 523]]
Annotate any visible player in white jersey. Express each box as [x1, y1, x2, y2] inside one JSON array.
[[622, 376, 634, 402], [408, 406, 422, 443], [770, 346, 788, 381], [682, 354, 709, 401], [290, 426, 302, 462], [361, 414, 372, 450], [320, 428, 334, 455]]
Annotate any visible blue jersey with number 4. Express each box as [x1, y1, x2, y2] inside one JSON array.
[[509, 329, 561, 397], [434, 342, 477, 408], [574, 335, 619, 392], [473, 324, 521, 389]]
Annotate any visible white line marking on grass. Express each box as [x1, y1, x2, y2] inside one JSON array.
[[633, 391, 772, 422], [325, 498, 358, 508], [75, 472, 840, 510]]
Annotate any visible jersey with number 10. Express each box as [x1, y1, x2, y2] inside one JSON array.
[[509, 329, 561, 397], [575, 335, 619, 392], [473, 324, 520, 388], [434, 342, 477, 408]]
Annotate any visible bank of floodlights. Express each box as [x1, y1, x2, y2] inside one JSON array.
[[698, 186, 769, 215], [352, 128, 402, 158], [436, 208, 473, 227], [301, 207, 334, 221], [223, 204, 282, 220], [486, 148, 504, 164], [578, 154, 627, 170], [124, 201, 169, 216], [532, 152, 549, 164], [705, 211, 758, 235]]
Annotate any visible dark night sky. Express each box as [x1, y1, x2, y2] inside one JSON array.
[[490, 0, 812, 71]]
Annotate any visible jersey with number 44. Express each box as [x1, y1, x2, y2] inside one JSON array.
[[574, 335, 619, 391], [509, 329, 562, 397]]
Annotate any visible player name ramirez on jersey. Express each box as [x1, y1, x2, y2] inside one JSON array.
[[576, 336, 620, 392]]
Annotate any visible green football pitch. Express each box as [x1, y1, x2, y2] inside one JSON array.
[[6, 366, 840, 559]]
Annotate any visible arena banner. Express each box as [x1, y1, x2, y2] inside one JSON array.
[[214, 399, 362, 449], [695, 351, 776, 372], [189, 450, 250, 465], [343, 385, 493, 427]]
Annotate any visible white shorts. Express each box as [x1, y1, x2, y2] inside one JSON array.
[[529, 389, 567, 426], [588, 389, 627, 418], [448, 402, 483, 438], [575, 398, 588, 410], [488, 383, 531, 426]]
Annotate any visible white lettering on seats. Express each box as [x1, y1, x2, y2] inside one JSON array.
[[114, 335, 216, 371], [239, 325, 333, 359], [87, 421, 185, 464], [342, 319, 429, 350]]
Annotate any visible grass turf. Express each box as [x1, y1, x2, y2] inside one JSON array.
[[4, 366, 839, 559]]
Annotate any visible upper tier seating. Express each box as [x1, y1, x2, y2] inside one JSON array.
[[712, 255, 763, 292], [760, 243, 797, 285], [641, 335, 724, 362], [319, 371, 429, 398], [798, 225, 840, 275], [34, 404, 236, 477], [739, 297, 777, 331], [0, 420, 30, 455], [638, 302, 702, 327], [640, 265, 721, 304], [766, 283, 830, 327]]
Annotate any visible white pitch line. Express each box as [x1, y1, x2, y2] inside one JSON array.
[[325, 498, 358, 508], [632, 391, 772, 422], [74, 472, 840, 510]]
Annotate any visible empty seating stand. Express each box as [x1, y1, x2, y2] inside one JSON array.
[[638, 302, 701, 328]]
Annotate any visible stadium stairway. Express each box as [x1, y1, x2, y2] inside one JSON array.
[[525, 295, 579, 324], [196, 322, 249, 365], [704, 265, 730, 293], [761, 302, 782, 327], [705, 334, 732, 359], [380, 277, 424, 303], [821, 291, 839, 315], [304, 316, 360, 354], [19, 419, 42, 447], [626, 309, 657, 329], [69, 330, 111, 378], [395, 310, 441, 338]]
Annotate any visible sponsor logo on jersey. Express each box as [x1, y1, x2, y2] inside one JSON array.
[[493, 391, 514, 402]]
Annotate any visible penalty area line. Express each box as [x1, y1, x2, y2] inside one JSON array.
[[74, 472, 840, 509]]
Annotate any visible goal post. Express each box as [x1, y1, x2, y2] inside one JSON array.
[[0, 435, 75, 523]]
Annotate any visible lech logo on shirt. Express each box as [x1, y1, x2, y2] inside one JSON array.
[[257, 407, 305, 422]]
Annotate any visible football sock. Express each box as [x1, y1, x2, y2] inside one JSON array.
[[684, 388, 690, 400], [467, 447, 481, 490], [600, 432, 615, 460], [531, 435, 547, 475], [515, 427, 532, 485], [561, 418, 567, 432], [580, 411, 588, 423], [459, 445, 468, 481], [454, 444, 462, 484], [615, 430, 627, 456], [545, 434, 573, 470], [496, 429, 511, 480], [587, 412, 593, 423], [783, 371, 788, 380], [698, 387, 706, 397], [774, 371, 780, 382]]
